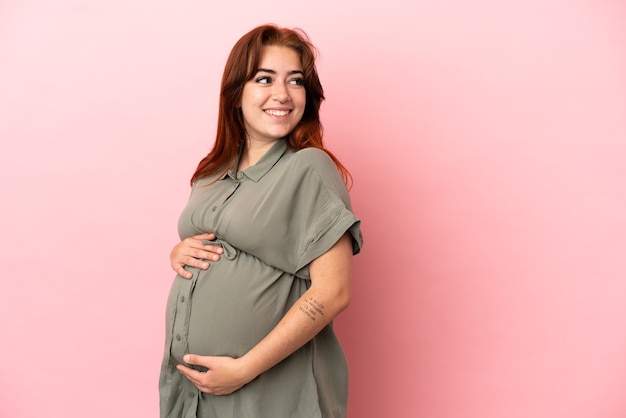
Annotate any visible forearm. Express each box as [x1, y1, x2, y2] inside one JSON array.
[[176, 233, 354, 395], [239, 284, 350, 380], [177, 283, 350, 395], [239, 233, 353, 381]]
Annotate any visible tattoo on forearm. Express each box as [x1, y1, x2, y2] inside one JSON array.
[[299, 297, 325, 321]]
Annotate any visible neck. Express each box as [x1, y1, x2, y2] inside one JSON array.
[[239, 139, 278, 171]]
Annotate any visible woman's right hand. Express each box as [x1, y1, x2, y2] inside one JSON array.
[[170, 233, 224, 279]]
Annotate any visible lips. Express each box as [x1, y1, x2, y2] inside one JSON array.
[[265, 109, 291, 117]]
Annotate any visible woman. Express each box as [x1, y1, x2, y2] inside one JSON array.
[[159, 24, 363, 418]]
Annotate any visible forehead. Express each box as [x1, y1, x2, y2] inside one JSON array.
[[256, 45, 302, 70]]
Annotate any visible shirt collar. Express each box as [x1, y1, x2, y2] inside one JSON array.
[[223, 139, 288, 182]]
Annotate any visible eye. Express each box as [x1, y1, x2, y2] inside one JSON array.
[[256, 76, 272, 84], [289, 78, 305, 86]]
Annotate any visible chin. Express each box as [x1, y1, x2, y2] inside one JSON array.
[[268, 130, 292, 139]]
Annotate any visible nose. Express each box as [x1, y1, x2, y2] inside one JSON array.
[[272, 81, 291, 104]]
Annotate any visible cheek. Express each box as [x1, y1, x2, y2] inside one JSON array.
[[240, 93, 255, 109], [241, 86, 265, 107], [295, 91, 307, 111]]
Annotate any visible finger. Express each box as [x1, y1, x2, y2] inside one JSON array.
[[183, 354, 207, 366], [186, 249, 216, 262], [195, 249, 220, 262], [182, 237, 207, 249], [198, 243, 224, 258], [174, 263, 193, 279], [193, 233, 216, 240], [201, 244, 224, 257], [176, 364, 203, 385], [185, 256, 210, 269], [184, 238, 223, 257], [182, 246, 218, 267], [177, 366, 214, 394]]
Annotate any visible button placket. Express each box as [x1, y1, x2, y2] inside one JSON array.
[[169, 275, 196, 363], [209, 178, 241, 216]]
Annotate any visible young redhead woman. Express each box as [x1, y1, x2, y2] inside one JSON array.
[[159, 24, 363, 418]]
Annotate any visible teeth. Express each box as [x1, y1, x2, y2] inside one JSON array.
[[266, 109, 289, 116]]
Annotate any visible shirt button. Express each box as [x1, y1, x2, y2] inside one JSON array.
[[175, 334, 181, 341], [237, 172, 244, 179], [211, 206, 217, 212], [188, 391, 195, 398], [180, 296, 185, 303]]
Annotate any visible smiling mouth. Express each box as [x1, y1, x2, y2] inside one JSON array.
[[265, 109, 291, 117]]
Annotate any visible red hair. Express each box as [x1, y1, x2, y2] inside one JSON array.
[[190, 24, 352, 186]]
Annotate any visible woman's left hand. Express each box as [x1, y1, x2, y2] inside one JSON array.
[[176, 354, 254, 395]]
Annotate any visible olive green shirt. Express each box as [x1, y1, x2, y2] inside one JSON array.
[[159, 139, 363, 418]]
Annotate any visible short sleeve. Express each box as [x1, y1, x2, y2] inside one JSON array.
[[289, 149, 363, 278], [216, 147, 363, 278]]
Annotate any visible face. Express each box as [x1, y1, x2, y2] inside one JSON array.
[[240, 45, 306, 144]]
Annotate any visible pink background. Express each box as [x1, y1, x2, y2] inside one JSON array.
[[1, 1, 625, 417]]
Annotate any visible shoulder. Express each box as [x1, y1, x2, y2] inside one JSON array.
[[288, 147, 349, 198], [291, 147, 337, 173]]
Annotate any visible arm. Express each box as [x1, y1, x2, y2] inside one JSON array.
[[177, 232, 353, 394], [171, 233, 224, 279]]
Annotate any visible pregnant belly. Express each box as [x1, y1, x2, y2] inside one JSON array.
[[186, 250, 306, 358]]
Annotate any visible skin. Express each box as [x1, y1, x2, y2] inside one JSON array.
[[171, 45, 353, 395], [171, 45, 305, 278], [238, 45, 307, 169], [177, 233, 352, 394], [170, 233, 223, 279]]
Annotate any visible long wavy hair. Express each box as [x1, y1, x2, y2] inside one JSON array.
[[190, 24, 351, 186]]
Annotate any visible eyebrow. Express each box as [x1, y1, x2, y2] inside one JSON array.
[[255, 68, 304, 76]]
